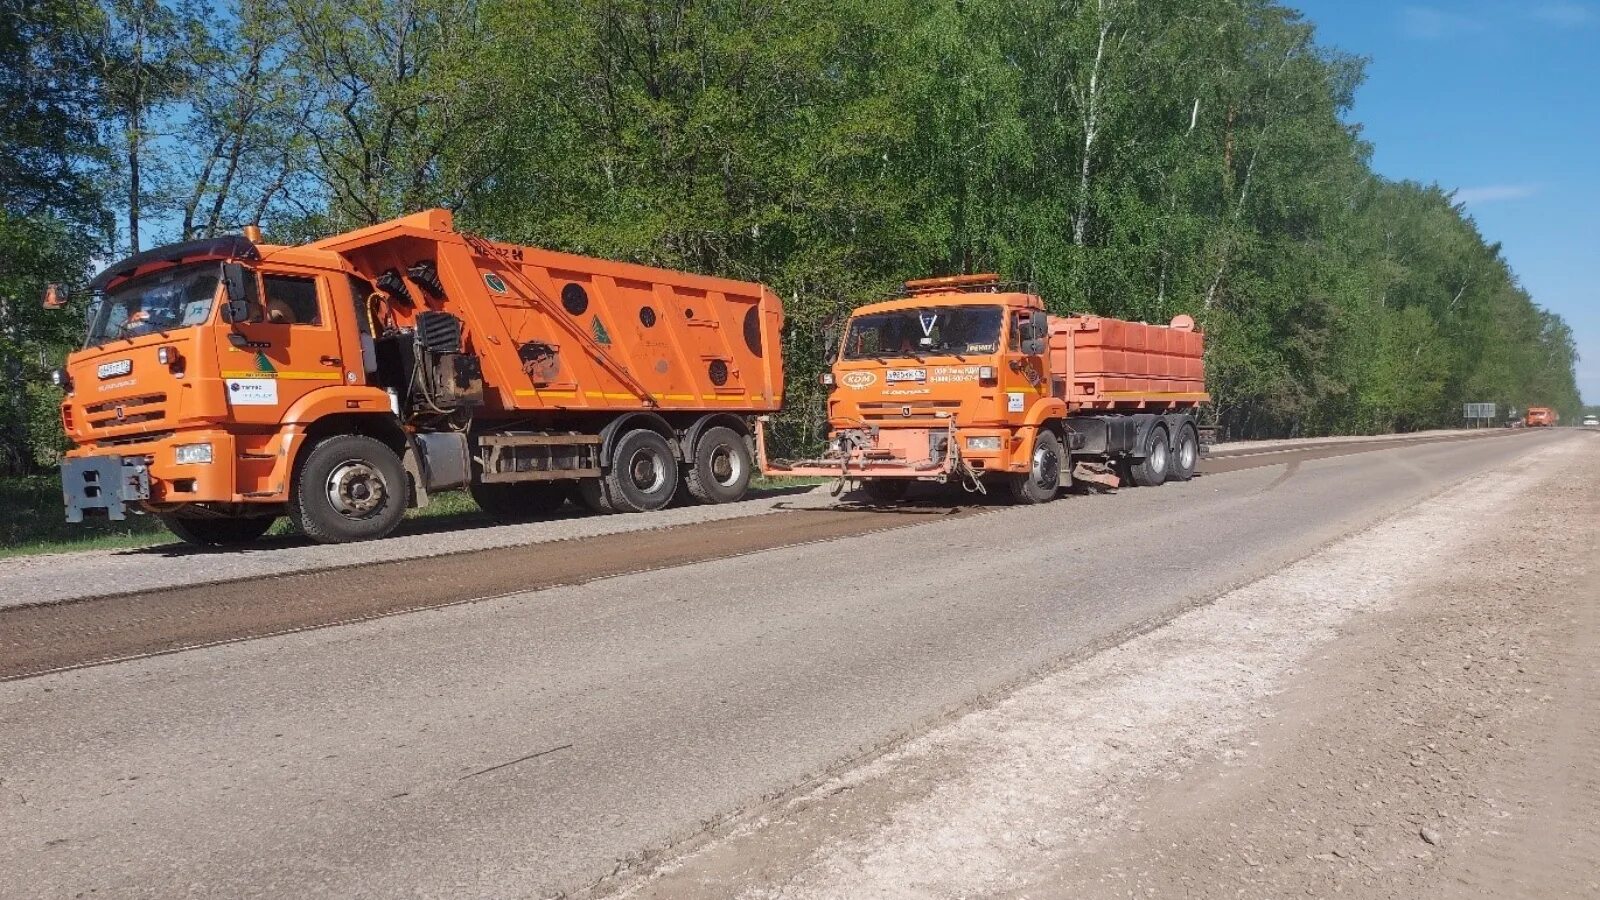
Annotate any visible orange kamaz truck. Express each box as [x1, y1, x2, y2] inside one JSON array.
[[48, 210, 783, 544], [1525, 406, 1557, 427], [759, 274, 1208, 502]]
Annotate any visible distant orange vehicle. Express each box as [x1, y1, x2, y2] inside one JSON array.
[[759, 274, 1209, 503], [1525, 406, 1558, 427], [49, 210, 783, 543]]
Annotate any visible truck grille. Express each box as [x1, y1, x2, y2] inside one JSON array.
[[84, 393, 168, 430], [857, 400, 962, 422]]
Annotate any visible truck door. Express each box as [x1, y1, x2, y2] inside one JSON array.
[[220, 270, 352, 425], [1004, 308, 1048, 416]]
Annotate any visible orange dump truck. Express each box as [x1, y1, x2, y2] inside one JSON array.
[[1525, 406, 1557, 427], [49, 210, 783, 544], [759, 274, 1208, 502]]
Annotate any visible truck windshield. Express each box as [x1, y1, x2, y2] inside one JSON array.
[[86, 265, 221, 348], [842, 305, 1003, 360]]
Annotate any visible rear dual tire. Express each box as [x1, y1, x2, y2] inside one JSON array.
[[580, 428, 680, 514]]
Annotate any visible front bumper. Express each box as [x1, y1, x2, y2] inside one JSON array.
[[60, 456, 151, 522], [757, 419, 981, 480]]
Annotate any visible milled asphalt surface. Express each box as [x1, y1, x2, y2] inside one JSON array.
[[0, 430, 1568, 899]]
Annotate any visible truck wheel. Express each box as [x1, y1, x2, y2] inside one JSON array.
[[1170, 424, 1199, 482], [861, 479, 910, 503], [470, 480, 568, 521], [290, 434, 408, 543], [684, 426, 753, 504], [600, 428, 679, 513], [159, 513, 276, 546], [1130, 425, 1170, 487], [1009, 430, 1064, 504]]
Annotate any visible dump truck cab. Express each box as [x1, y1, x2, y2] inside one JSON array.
[[58, 234, 386, 530], [759, 274, 1208, 504]]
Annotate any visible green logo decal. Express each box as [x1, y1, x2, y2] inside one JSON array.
[[591, 316, 612, 345], [254, 351, 277, 374], [483, 272, 508, 293]]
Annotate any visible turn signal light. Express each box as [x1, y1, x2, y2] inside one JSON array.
[[819, 372, 835, 387]]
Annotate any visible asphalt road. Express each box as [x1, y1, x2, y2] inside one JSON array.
[[0, 429, 1565, 899]]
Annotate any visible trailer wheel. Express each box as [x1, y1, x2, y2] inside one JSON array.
[[684, 426, 753, 504], [861, 479, 910, 503], [159, 513, 276, 546], [469, 480, 569, 521], [1009, 430, 1065, 504], [290, 434, 408, 543], [1129, 425, 1170, 487], [599, 428, 679, 513], [1170, 424, 1199, 482]]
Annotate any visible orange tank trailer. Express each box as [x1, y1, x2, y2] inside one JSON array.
[[1525, 406, 1557, 427], [51, 209, 783, 544], [759, 274, 1209, 503]]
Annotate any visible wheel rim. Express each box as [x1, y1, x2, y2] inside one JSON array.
[[629, 447, 668, 493], [1149, 437, 1168, 475], [1178, 434, 1197, 471], [709, 443, 744, 487], [1033, 443, 1060, 489], [326, 459, 388, 519]]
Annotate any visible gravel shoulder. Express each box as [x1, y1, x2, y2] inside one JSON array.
[[615, 432, 1599, 899], [0, 486, 832, 609]]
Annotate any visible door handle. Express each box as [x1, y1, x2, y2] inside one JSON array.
[[320, 355, 342, 366]]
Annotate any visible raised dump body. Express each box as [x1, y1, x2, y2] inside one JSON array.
[[51, 210, 784, 545], [759, 274, 1209, 503], [316, 212, 782, 417]]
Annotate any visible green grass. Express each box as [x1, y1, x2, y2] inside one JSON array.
[[0, 473, 828, 559]]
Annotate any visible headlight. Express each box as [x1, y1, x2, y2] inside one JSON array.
[[174, 442, 214, 465], [965, 436, 1002, 451]]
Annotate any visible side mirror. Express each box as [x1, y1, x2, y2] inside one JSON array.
[[42, 283, 68, 309], [220, 262, 254, 323], [1018, 310, 1047, 354]]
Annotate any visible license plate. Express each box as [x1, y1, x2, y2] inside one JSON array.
[[886, 368, 926, 383], [97, 359, 132, 379]]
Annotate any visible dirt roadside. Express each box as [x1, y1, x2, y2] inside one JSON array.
[[607, 434, 1599, 899]]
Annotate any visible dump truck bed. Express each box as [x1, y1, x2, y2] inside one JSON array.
[[1052, 315, 1208, 411], [313, 210, 784, 418]]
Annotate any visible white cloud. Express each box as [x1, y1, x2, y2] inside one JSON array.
[[1532, 3, 1598, 26], [1400, 6, 1486, 39], [1452, 184, 1540, 205]]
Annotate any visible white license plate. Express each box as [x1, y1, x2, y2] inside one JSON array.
[[886, 368, 927, 383], [97, 359, 132, 379]]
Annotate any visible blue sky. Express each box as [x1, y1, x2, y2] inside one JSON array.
[[1292, 1, 1600, 405]]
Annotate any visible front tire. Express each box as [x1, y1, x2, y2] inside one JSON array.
[[1009, 430, 1065, 504], [290, 434, 408, 544], [684, 426, 753, 504], [159, 513, 276, 546], [1129, 425, 1170, 487]]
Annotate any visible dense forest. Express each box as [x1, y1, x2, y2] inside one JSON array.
[[0, 0, 1585, 472]]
